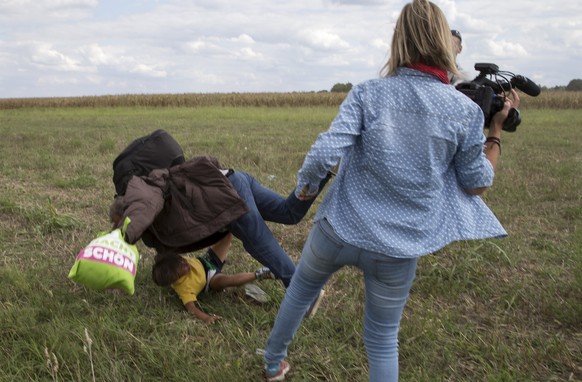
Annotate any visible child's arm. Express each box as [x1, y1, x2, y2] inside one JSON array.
[[184, 301, 222, 324]]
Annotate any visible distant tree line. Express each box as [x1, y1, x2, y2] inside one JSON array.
[[525, 79, 582, 92], [564, 79, 582, 91], [330, 83, 353, 93]]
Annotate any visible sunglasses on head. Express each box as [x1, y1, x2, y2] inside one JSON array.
[[451, 30, 462, 41]]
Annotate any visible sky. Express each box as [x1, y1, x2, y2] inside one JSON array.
[[0, 0, 580, 98]]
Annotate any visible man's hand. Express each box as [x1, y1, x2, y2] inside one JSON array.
[[297, 185, 318, 201]]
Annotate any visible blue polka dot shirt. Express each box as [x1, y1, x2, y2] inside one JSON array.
[[297, 67, 507, 258]]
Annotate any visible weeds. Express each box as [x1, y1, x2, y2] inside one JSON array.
[[83, 328, 96, 382], [2, 198, 81, 234], [43, 348, 59, 382]]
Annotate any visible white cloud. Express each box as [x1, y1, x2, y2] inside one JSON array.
[[0, 0, 97, 21], [435, 0, 459, 21], [37, 74, 81, 85], [0, 0, 579, 97], [327, 0, 386, 5], [83, 44, 114, 66], [370, 38, 389, 50], [186, 40, 218, 54], [237, 47, 263, 60], [130, 64, 167, 78], [300, 29, 350, 50], [487, 40, 528, 58], [232, 34, 255, 44], [30, 43, 85, 72]]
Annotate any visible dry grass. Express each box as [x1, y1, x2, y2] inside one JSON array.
[[0, 92, 347, 109], [0, 89, 579, 110], [0, 101, 580, 381]]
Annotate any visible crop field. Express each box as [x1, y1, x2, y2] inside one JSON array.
[[0, 91, 580, 381], [0, 89, 580, 110]]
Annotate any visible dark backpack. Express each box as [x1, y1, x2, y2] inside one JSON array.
[[112, 129, 185, 196]]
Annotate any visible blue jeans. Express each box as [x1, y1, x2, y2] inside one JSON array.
[[264, 218, 418, 382], [227, 171, 329, 287]]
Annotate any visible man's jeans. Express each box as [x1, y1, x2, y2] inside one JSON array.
[[264, 218, 418, 381], [227, 171, 329, 287]]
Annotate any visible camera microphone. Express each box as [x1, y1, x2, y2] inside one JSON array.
[[511, 75, 541, 97], [457, 62, 541, 132]]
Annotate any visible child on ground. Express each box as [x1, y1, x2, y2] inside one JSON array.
[[152, 233, 275, 323]]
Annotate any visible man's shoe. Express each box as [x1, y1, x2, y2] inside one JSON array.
[[244, 283, 270, 303], [255, 267, 276, 280], [264, 360, 290, 381], [306, 289, 325, 318]]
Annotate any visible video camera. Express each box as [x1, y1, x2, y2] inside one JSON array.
[[456, 63, 540, 132]]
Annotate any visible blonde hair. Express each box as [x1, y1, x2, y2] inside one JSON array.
[[381, 0, 458, 77]]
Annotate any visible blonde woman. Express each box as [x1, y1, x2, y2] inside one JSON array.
[[262, 0, 519, 381]]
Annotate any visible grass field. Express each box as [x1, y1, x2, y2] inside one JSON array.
[[0, 97, 580, 381]]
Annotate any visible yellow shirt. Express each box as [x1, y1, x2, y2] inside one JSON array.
[[171, 257, 206, 305]]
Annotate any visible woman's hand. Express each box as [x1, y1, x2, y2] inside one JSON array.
[[490, 89, 520, 135]]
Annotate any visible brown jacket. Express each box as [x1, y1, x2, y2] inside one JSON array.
[[119, 155, 249, 253]]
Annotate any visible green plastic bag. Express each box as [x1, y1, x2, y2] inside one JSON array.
[[68, 218, 139, 295]]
